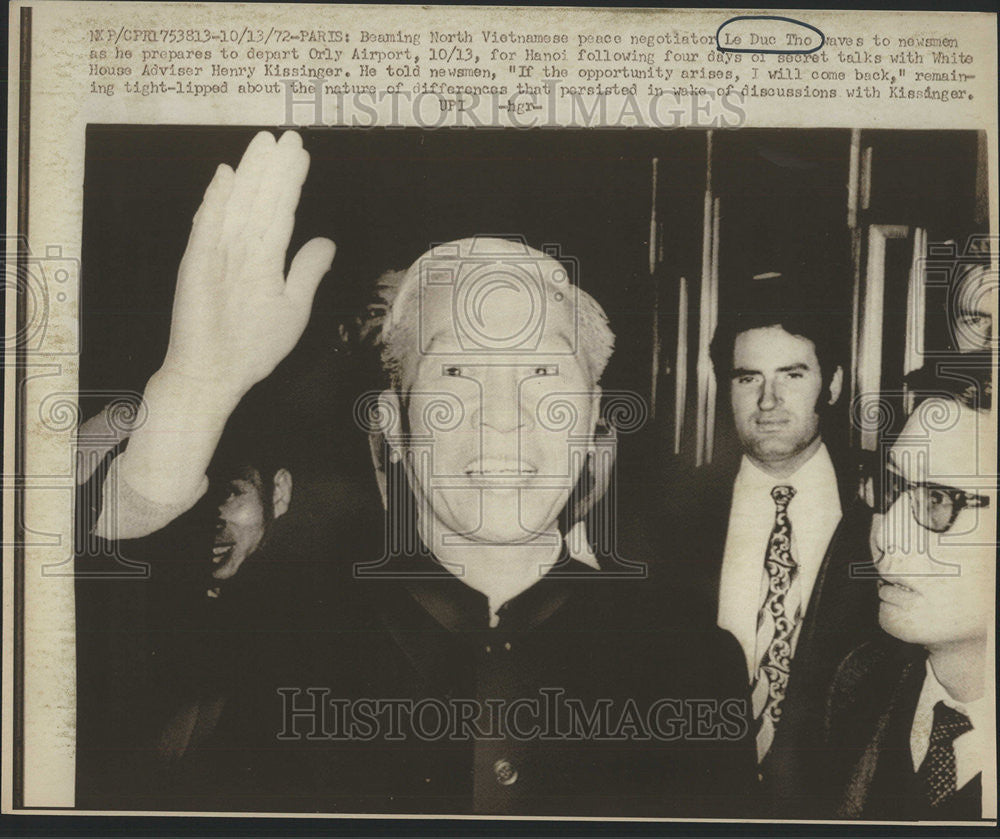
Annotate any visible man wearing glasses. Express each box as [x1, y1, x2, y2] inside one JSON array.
[[821, 367, 995, 820]]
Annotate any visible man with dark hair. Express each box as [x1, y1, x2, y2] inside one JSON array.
[[205, 425, 293, 589], [819, 363, 994, 819], [149, 439, 294, 769], [667, 277, 879, 816], [75, 406, 301, 807], [708, 301, 843, 430]]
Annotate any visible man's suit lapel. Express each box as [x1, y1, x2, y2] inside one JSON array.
[[691, 445, 880, 811], [787, 452, 878, 699], [702, 460, 739, 611], [758, 514, 859, 800], [839, 655, 924, 818], [787, 502, 877, 700]]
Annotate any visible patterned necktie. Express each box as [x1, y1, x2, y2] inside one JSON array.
[[751, 485, 801, 763], [918, 701, 973, 807]]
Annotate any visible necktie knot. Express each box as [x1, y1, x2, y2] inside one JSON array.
[[929, 701, 973, 746], [771, 485, 795, 510]]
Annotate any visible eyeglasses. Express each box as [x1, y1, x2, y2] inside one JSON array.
[[863, 465, 991, 533]]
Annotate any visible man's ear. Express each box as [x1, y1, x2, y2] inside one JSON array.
[[378, 389, 404, 457], [828, 365, 844, 406], [272, 468, 293, 519]]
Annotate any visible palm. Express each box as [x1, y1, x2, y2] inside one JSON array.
[[163, 131, 335, 397]]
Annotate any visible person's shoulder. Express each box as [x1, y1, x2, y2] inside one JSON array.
[[599, 574, 738, 661], [829, 636, 922, 714], [569, 572, 747, 703], [823, 442, 864, 508], [820, 637, 923, 767], [683, 457, 739, 495], [655, 456, 739, 543]]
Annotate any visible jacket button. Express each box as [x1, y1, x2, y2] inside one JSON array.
[[493, 758, 518, 786]]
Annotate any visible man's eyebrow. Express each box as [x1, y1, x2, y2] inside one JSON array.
[[731, 367, 760, 378], [776, 363, 810, 373]]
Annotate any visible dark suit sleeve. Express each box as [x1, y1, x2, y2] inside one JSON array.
[[75, 445, 218, 809], [708, 626, 758, 811], [657, 605, 757, 816]]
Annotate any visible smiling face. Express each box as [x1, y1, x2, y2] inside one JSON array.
[[729, 325, 841, 477], [211, 466, 291, 580], [388, 256, 601, 548], [212, 469, 269, 580], [871, 401, 995, 654]]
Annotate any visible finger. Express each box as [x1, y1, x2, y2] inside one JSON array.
[[285, 237, 336, 310], [258, 147, 310, 264], [221, 131, 277, 243], [253, 150, 310, 296], [246, 131, 305, 244], [187, 164, 235, 255]]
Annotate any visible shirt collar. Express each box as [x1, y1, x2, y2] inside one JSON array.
[[911, 657, 988, 771], [735, 441, 838, 499], [376, 546, 597, 634]]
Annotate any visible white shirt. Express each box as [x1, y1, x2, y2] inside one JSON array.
[[911, 659, 990, 805], [717, 443, 843, 677]]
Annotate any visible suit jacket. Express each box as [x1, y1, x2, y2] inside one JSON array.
[[131, 553, 756, 816], [652, 446, 881, 817], [76, 445, 756, 815], [819, 639, 983, 820]]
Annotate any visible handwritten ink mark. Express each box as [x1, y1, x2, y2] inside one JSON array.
[[716, 16, 826, 56]]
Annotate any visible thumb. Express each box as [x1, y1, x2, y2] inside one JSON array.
[[286, 237, 336, 308]]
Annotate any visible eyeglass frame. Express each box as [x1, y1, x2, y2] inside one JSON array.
[[859, 460, 991, 534]]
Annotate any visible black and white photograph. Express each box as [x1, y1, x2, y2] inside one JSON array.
[[4, 2, 997, 828], [68, 125, 993, 818]]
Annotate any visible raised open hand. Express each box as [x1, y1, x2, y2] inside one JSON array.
[[162, 130, 335, 399]]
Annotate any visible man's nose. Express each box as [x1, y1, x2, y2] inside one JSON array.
[[474, 367, 532, 433], [873, 493, 916, 569], [757, 377, 780, 411], [216, 494, 237, 519]]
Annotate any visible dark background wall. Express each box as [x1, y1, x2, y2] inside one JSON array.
[[81, 126, 983, 482], [81, 127, 704, 479]]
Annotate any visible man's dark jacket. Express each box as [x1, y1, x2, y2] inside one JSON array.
[[816, 639, 982, 820], [646, 447, 881, 817], [77, 454, 756, 817], [151, 550, 756, 816]]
